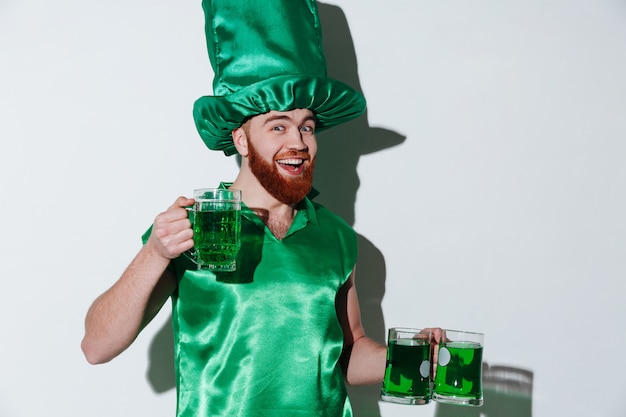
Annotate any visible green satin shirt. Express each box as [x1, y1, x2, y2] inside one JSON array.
[[158, 196, 358, 417]]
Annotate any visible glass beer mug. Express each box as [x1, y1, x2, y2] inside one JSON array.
[[432, 329, 484, 406], [184, 188, 242, 272], [380, 328, 432, 405]]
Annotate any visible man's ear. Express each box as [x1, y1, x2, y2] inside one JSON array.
[[232, 127, 249, 157]]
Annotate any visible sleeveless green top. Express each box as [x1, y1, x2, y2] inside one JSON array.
[[160, 196, 358, 417]]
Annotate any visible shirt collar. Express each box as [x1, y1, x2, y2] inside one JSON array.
[[220, 182, 319, 236]]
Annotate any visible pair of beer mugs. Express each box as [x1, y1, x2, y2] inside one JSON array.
[[381, 328, 484, 407]]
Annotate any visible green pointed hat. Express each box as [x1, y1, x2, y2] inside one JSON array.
[[192, 0, 367, 156]]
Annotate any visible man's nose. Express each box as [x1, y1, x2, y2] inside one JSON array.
[[286, 130, 308, 151]]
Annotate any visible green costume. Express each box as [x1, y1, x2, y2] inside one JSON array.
[[145, 195, 358, 416]]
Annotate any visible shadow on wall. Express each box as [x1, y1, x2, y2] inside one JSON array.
[[314, 3, 405, 417], [145, 3, 404, 417], [315, 4, 405, 415], [434, 364, 534, 417]]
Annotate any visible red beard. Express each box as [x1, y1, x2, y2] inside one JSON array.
[[247, 140, 315, 205]]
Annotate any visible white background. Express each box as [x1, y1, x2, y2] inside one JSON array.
[[1, 1, 625, 416]]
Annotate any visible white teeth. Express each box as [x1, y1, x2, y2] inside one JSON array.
[[277, 158, 303, 165]]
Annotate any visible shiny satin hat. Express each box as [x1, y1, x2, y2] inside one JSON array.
[[193, 0, 367, 156]]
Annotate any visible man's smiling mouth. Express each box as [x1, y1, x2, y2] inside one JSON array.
[[276, 158, 306, 172]]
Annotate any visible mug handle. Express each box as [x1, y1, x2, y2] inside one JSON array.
[[182, 206, 199, 266]]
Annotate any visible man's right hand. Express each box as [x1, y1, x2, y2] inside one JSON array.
[[147, 196, 195, 260]]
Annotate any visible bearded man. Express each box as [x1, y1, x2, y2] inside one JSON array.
[[80, 0, 441, 416]]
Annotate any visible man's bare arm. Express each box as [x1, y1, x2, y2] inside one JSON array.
[[81, 196, 194, 364], [337, 269, 387, 385]]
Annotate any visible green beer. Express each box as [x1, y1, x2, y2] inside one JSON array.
[[381, 336, 431, 405], [193, 208, 241, 271], [433, 341, 483, 405]]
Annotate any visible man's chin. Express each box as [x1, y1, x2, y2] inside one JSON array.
[[276, 185, 312, 205]]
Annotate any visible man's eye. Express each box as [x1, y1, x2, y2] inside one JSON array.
[[301, 126, 315, 133], [272, 126, 285, 132]]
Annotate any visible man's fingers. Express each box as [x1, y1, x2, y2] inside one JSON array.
[[170, 196, 195, 209], [154, 215, 192, 239], [151, 222, 194, 258], [154, 197, 194, 226], [167, 228, 194, 254]]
